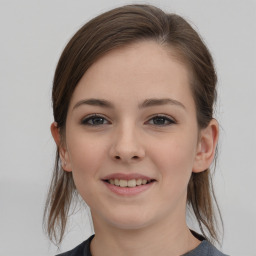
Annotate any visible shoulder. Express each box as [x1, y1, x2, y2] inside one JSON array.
[[206, 241, 229, 256], [183, 240, 229, 256], [56, 235, 94, 256]]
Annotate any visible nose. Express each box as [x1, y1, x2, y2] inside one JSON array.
[[109, 124, 145, 163]]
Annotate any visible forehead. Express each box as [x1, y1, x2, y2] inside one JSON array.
[[69, 41, 194, 109]]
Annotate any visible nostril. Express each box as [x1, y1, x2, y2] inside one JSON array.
[[114, 155, 139, 160]]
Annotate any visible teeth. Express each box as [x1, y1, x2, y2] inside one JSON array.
[[108, 178, 151, 187], [136, 179, 142, 185], [119, 180, 128, 187], [128, 179, 136, 187]]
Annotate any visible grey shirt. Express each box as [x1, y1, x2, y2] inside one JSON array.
[[183, 240, 228, 256], [56, 234, 228, 256]]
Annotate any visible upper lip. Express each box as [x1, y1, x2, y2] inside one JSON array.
[[102, 173, 155, 181]]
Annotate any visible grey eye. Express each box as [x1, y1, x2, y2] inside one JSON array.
[[81, 115, 109, 126], [148, 116, 175, 126]]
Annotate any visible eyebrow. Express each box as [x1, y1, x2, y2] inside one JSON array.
[[72, 98, 186, 111], [73, 98, 114, 110], [138, 98, 185, 110]]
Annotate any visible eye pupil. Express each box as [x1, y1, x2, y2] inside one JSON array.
[[153, 117, 166, 125], [92, 117, 104, 125]]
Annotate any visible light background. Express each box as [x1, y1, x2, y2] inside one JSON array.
[[0, 0, 255, 255]]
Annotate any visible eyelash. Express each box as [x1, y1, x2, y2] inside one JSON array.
[[81, 114, 176, 127]]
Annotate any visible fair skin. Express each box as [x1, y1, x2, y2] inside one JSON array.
[[51, 41, 218, 256]]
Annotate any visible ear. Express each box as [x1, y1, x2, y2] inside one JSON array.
[[50, 122, 72, 172], [192, 119, 219, 173]]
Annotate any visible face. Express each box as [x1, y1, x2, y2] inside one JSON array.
[[59, 41, 207, 231]]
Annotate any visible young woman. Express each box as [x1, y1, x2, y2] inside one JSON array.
[[44, 4, 227, 256]]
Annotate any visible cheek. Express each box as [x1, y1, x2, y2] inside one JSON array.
[[67, 134, 107, 178], [65, 134, 109, 205], [151, 134, 197, 184]]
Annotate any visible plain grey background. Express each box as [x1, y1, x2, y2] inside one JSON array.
[[0, 0, 255, 255]]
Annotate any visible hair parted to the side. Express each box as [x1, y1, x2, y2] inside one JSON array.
[[44, 4, 223, 245]]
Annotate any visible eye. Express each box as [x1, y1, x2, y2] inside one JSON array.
[[81, 114, 110, 126], [147, 115, 176, 126]]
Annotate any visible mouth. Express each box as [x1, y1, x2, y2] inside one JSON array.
[[103, 178, 156, 188], [102, 174, 156, 196]]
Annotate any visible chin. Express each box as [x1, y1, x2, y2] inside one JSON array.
[[109, 218, 151, 230], [103, 208, 157, 230]]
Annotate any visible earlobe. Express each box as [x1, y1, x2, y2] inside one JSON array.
[[193, 119, 219, 173], [50, 122, 72, 172]]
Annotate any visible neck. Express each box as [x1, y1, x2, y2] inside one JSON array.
[[90, 210, 200, 256]]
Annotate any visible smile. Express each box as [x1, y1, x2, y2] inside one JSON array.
[[105, 178, 155, 187], [102, 173, 156, 196]]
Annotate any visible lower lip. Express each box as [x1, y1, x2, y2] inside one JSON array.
[[103, 181, 155, 196]]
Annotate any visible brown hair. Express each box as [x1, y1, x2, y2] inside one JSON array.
[[44, 4, 222, 245]]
